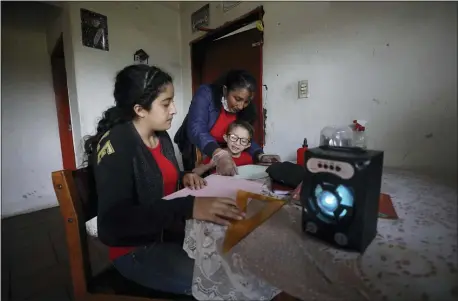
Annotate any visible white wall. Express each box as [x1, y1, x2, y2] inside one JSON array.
[[63, 1, 184, 167], [180, 2, 457, 177], [1, 1, 185, 217], [1, 2, 63, 217]]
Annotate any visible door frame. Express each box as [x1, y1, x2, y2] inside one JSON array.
[[51, 33, 77, 170], [190, 6, 265, 146]]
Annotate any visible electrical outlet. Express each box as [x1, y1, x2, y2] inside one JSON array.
[[298, 80, 309, 99]]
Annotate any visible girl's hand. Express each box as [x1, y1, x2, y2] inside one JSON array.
[[193, 197, 245, 226], [183, 173, 207, 190]]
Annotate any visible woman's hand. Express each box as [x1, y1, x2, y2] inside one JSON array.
[[192, 161, 216, 177], [259, 154, 281, 164], [212, 149, 237, 176], [193, 197, 245, 226], [183, 173, 207, 190]]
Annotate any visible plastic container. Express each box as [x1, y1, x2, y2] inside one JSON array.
[[296, 138, 308, 167], [319, 126, 336, 147], [320, 126, 354, 147], [351, 120, 367, 149]]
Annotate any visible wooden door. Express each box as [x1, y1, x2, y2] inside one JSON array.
[[200, 28, 264, 146], [51, 37, 76, 170]]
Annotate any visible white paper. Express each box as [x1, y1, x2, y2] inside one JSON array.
[[164, 174, 264, 200]]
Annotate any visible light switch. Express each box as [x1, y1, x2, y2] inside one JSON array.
[[298, 80, 309, 99]]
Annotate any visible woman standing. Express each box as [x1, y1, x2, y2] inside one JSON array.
[[174, 70, 279, 175], [84, 64, 245, 295]]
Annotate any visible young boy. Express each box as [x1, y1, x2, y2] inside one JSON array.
[[193, 120, 254, 176]]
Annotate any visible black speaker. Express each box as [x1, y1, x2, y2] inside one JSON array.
[[300, 146, 384, 252]]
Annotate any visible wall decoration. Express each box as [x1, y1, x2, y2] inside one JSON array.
[[134, 49, 149, 65], [80, 8, 109, 51], [191, 3, 210, 33], [222, 1, 241, 12]]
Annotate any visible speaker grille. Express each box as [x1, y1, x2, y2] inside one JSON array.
[[308, 182, 355, 224]]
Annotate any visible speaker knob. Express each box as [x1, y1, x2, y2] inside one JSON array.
[[305, 222, 318, 234], [334, 232, 348, 246]]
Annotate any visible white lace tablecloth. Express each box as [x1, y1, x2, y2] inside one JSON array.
[[181, 176, 372, 301], [183, 220, 281, 300], [181, 169, 457, 301], [182, 177, 283, 300]]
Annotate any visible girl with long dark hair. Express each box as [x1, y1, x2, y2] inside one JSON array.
[[85, 64, 245, 295]]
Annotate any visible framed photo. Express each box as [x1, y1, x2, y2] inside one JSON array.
[[80, 8, 109, 51], [191, 4, 210, 33], [222, 1, 241, 12]]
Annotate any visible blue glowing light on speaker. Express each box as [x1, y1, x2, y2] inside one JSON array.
[[314, 184, 354, 219], [336, 185, 354, 209], [317, 191, 338, 215]]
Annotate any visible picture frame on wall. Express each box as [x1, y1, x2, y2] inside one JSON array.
[[222, 1, 241, 12], [191, 3, 210, 33], [80, 8, 109, 51]]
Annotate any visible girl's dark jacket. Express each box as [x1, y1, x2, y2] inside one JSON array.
[[93, 121, 194, 247]]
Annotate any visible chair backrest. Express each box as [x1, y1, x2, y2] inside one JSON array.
[[195, 147, 203, 167], [52, 167, 98, 299]]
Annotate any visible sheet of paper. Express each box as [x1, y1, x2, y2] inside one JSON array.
[[163, 174, 264, 200]]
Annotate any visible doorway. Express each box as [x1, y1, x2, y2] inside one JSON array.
[[50, 34, 76, 170], [191, 6, 265, 146]]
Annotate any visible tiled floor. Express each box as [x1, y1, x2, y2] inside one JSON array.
[[2, 207, 73, 301]]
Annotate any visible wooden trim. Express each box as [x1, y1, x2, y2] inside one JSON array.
[[257, 22, 265, 147], [51, 33, 77, 170], [52, 170, 91, 299], [190, 42, 201, 96]]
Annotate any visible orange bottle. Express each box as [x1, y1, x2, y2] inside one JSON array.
[[296, 138, 308, 167]]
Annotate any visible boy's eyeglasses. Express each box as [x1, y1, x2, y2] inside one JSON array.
[[228, 134, 250, 146]]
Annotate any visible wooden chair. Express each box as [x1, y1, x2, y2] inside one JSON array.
[[194, 147, 203, 167], [51, 168, 195, 301]]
